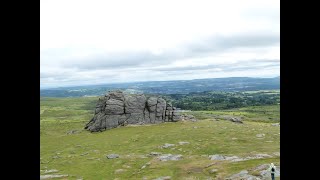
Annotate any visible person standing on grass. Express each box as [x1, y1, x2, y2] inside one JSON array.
[[268, 163, 276, 180]]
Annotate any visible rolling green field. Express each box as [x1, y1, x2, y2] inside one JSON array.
[[40, 97, 280, 180]]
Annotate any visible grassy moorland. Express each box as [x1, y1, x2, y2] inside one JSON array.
[[40, 97, 280, 180]]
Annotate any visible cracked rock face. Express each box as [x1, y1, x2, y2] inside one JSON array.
[[85, 90, 182, 132]]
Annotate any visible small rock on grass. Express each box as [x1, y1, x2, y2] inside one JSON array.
[[209, 154, 225, 160], [158, 154, 183, 161], [107, 154, 119, 159], [209, 169, 218, 174], [256, 134, 265, 138], [226, 170, 261, 180], [273, 152, 280, 156], [80, 152, 89, 156], [178, 141, 190, 145], [161, 143, 175, 148], [40, 175, 68, 180], [114, 169, 126, 174], [150, 152, 162, 156], [153, 176, 171, 180], [44, 169, 59, 174], [67, 130, 81, 134]]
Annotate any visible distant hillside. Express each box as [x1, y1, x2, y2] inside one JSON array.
[[40, 77, 280, 97]]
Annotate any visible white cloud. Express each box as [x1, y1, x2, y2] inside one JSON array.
[[40, 0, 280, 88]]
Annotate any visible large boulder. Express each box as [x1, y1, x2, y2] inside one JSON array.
[[124, 94, 146, 114], [105, 99, 124, 115], [85, 90, 182, 132]]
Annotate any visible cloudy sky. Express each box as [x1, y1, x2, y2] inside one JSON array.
[[40, 0, 280, 89]]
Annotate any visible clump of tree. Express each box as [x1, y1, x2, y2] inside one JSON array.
[[164, 91, 280, 111]]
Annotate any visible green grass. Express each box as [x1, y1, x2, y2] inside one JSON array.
[[40, 97, 280, 179], [188, 105, 280, 122]]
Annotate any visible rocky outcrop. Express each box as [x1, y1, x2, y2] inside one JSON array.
[[85, 90, 182, 132]]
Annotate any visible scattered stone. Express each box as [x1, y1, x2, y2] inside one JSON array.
[[209, 169, 218, 174], [178, 141, 190, 145], [230, 117, 243, 123], [273, 152, 280, 156], [115, 169, 126, 174], [235, 170, 248, 175], [44, 169, 59, 174], [231, 138, 238, 140], [52, 156, 60, 159], [67, 130, 81, 134], [141, 165, 146, 169], [150, 152, 162, 156], [209, 154, 225, 160], [40, 174, 68, 180], [162, 143, 175, 148], [226, 170, 261, 180], [193, 126, 198, 129], [217, 115, 243, 123], [225, 156, 240, 161], [158, 154, 183, 161], [271, 123, 280, 126], [139, 155, 148, 158], [209, 154, 273, 162], [181, 114, 197, 122], [153, 176, 171, 180], [107, 154, 119, 159], [230, 158, 246, 162], [256, 134, 265, 138], [231, 154, 273, 162], [255, 154, 273, 158], [80, 152, 89, 156]]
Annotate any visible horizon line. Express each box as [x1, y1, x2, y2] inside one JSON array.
[[40, 75, 280, 90]]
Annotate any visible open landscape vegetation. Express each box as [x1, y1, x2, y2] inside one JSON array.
[[40, 90, 280, 180]]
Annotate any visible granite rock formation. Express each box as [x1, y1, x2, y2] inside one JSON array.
[[85, 90, 182, 132]]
